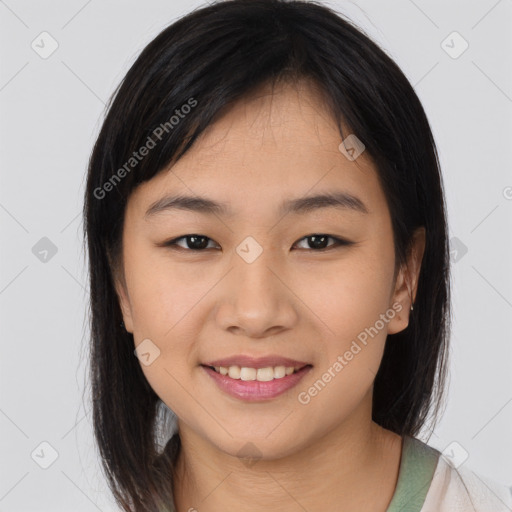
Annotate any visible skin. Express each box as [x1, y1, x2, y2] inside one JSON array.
[[114, 79, 426, 511]]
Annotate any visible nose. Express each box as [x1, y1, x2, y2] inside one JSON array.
[[215, 246, 299, 339]]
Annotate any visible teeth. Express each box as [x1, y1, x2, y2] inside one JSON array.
[[228, 366, 241, 379], [274, 366, 286, 378], [240, 367, 257, 381], [211, 365, 302, 381]]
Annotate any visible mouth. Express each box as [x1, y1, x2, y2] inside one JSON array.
[[200, 356, 313, 401], [202, 363, 310, 381]]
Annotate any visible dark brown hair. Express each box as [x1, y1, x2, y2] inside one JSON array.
[[83, 1, 451, 510]]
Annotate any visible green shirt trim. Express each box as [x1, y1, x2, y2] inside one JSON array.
[[386, 435, 441, 512]]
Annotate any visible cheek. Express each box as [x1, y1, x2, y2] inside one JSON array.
[[294, 258, 393, 427], [295, 243, 395, 395], [296, 251, 394, 343], [127, 259, 206, 419], [123, 252, 207, 391], [124, 248, 212, 339]]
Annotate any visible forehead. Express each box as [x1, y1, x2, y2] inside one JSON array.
[[127, 80, 388, 221]]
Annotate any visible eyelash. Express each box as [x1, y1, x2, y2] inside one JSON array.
[[161, 234, 354, 252]]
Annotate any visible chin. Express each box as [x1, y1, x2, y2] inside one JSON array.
[[203, 426, 311, 464]]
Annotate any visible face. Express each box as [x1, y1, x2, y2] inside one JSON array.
[[115, 80, 424, 460]]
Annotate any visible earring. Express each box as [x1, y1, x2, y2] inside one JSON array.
[[410, 303, 414, 311]]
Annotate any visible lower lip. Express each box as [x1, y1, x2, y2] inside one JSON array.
[[201, 365, 312, 402]]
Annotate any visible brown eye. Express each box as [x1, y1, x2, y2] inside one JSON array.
[[294, 234, 353, 251], [161, 233, 353, 252], [165, 235, 218, 250]]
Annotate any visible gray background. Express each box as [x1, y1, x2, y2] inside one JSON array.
[[1, 0, 511, 510]]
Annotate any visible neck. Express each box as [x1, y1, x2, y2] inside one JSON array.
[[171, 408, 402, 511]]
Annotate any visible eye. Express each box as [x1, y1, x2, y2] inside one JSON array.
[[161, 234, 353, 252], [293, 234, 353, 251], [164, 234, 219, 251]]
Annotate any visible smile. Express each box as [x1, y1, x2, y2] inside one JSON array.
[[207, 364, 304, 381], [201, 363, 313, 401]]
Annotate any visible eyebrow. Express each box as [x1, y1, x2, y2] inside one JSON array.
[[144, 191, 369, 219]]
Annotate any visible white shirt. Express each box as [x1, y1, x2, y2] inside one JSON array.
[[422, 454, 512, 512]]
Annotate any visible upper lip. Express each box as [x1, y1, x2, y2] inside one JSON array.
[[202, 355, 311, 369]]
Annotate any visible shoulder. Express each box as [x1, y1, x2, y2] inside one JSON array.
[[421, 450, 512, 512]]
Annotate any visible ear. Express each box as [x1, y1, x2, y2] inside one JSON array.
[[114, 277, 134, 333], [387, 227, 426, 335], [108, 251, 134, 334]]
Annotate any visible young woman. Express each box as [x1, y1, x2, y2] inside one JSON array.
[[83, 1, 512, 510]]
